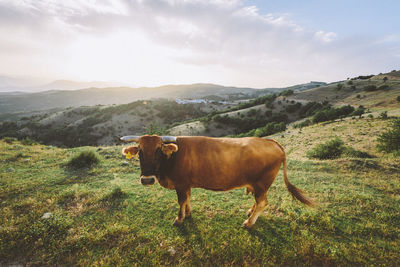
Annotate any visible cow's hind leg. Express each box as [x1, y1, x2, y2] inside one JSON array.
[[173, 188, 191, 226], [247, 203, 255, 217], [242, 190, 268, 228]]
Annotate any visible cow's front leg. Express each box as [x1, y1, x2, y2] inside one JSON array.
[[173, 188, 190, 226], [185, 189, 192, 218]]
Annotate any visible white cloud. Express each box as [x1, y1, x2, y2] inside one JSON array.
[[0, 0, 398, 87]]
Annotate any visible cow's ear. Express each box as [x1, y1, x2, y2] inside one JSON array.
[[161, 143, 178, 159], [122, 146, 139, 159]]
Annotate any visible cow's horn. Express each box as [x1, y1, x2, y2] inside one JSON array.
[[161, 136, 177, 143], [120, 135, 140, 142]]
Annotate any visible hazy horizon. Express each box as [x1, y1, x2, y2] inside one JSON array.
[[0, 0, 399, 89]]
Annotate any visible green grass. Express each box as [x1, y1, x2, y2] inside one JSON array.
[[1, 139, 400, 266]]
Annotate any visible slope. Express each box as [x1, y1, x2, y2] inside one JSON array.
[[1, 116, 399, 265]]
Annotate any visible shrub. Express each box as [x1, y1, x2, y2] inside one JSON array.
[[344, 147, 373, 158], [306, 138, 345, 160], [253, 122, 286, 137], [285, 102, 302, 113], [397, 96, 400, 102], [350, 106, 366, 117], [336, 83, 344, 90], [67, 151, 100, 169], [364, 85, 377, 92], [379, 111, 388, 119], [20, 137, 37, 145], [377, 118, 400, 153], [377, 84, 389, 90], [293, 119, 312, 129], [3, 137, 17, 144], [279, 89, 294, 96]]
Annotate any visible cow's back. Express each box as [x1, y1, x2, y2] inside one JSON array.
[[168, 136, 285, 190]]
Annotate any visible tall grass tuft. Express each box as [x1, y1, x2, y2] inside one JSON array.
[[67, 150, 100, 169]]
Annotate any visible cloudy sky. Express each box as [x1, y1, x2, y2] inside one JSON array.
[[0, 0, 399, 88]]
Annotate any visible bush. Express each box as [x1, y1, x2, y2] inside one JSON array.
[[397, 96, 400, 102], [306, 138, 345, 160], [253, 122, 286, 137], [293, 119, 312, 129], [379, 111, 388, 119], [378, 84, 389, 90], [364, 85, 377, 92], [344, 147, 373, 158], [377, 118, 400, 153], [67, 151, 100, 169], [20, 137, 37, 145], [285, 102, 302, 113], [350, 106, 366, 117], [3, 137, 17, 144], [279, 89, 294, 96]]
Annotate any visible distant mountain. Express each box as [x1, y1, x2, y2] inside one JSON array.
[[0, 76, 126, 92], [0, 84, 256, 114], [0, 75, 45, 92], [35, 80, 127, 91], [0, 82, 325, 115]]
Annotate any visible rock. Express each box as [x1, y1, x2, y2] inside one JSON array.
[[168, 247, 176, 256], [41, 212, 52, 219], [97, 148, 103, 151], [23, 158, 30, 162], [8, 167, 14, 172], [122, 161, 129, 166], [105, 155, 111, 159]]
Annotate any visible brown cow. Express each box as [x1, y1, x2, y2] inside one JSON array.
[[121, 135, 314, 228]]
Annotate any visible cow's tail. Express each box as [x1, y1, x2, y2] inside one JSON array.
[[282, 154, 315, 207]]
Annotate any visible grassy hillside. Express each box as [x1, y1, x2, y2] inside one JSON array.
[[0, 99, 232, 147], [170, 76, 400, 137], [288, 76, 400, 109], [1, 115, 399, 265]]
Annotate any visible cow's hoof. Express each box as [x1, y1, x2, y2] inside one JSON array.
[[246, 209, 253, 217], [173, 218, 183, 226], [241, 219, 254, 229]]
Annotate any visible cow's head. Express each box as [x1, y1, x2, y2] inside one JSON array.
[[121, 135, 178, 186]]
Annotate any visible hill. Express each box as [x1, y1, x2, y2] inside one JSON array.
[[0, 99, 232, 147], [0, 82, 325, 115], [169, 76, 400, 137], [0, 84, 258, 114], [0, 76, 126, 93], [1, 115, 399, 266]]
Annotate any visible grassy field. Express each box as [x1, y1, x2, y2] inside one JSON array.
[[1, 117, 400, 266]]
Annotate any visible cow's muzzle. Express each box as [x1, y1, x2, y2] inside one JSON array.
[[140, 175, 156, 186]]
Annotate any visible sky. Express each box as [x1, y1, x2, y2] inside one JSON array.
[[0, 0, 399, 88]]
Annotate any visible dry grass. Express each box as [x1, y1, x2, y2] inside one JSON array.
[[274, 116, 397, 161]]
